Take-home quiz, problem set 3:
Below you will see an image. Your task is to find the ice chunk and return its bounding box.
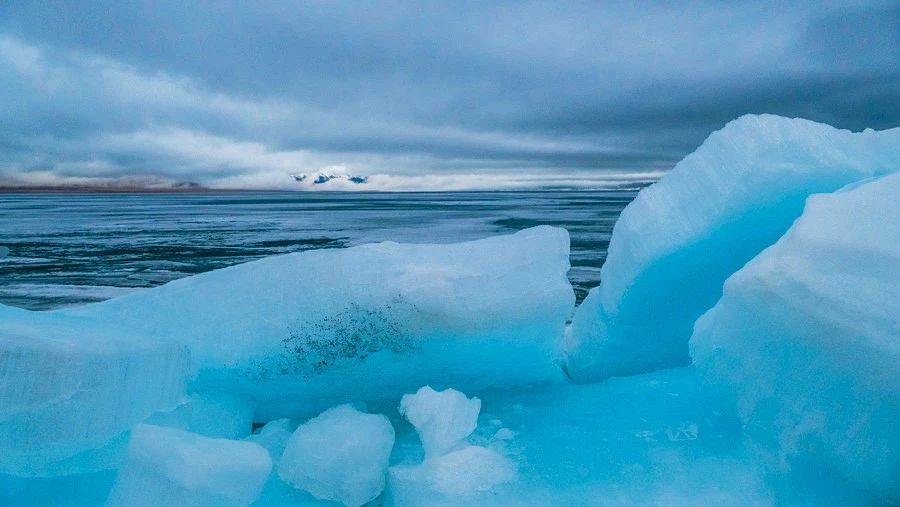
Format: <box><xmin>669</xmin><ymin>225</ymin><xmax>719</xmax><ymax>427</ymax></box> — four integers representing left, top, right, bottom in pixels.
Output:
<box><xmin>245</xmin><ymin>418</ymin><xmax>293</xmax><ymax>459</ymax></box>
<box><xmin>392</xmin><ymin>386</ymin><xmax>517</xmax><ymax>504</ymax></box>
<box><xmin>399</xmin><ymin>386</ymin><xmax>481</xmax><ymax>457</ymax></box>
<box><xmin>389</xmin><ymin>445</ymin><xmax>517</xmax><ymax>504</ymax></box>
<box><xmin>106</xmin><ymin>424</ymin><xmax>271</xmax><ymax>507</ymax></box>
<box><xmin>278</xmin><ymin>405</ymin><xmax>395</xmax><ymax>506</ymax></box>
<box><xmin>690</xmin><ymin>173</ymin><xmax>900</xmax><ymax>504</ymax></box>
<box><xmin>566</xmin><ymin>115</ymin><xmax>900</xmax><ymax>381</ymax></box>
<box><xmin>0</xmin><ymin>309</ymin><xmax>189</xmax><ymax>476</ymax></box>
<box><xmin>59</xmin><ymin>226</ymin><xmax>573</xmax><ymax>418</ymax></box>
<box><xmin>146</xmin><ymin>391</ymin><xmax>255</xmax><ymax>440</ymax></box>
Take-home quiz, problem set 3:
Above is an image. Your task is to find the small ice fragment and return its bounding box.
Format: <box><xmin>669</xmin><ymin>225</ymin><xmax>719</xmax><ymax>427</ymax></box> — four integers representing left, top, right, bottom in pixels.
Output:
<box><xmin>278</xmin><ymin>405</ymin><xmax>394</xmax><ymax>507</ymax></box>
<box><xmin>105</xmin><ymin>424</ymin><xmax>271</xmax><ymax>507</ymax></box>
<box><xmin>392</xmin><ymin>387</ymin><xmax>516</xmax><ymax>502</ymax></box>
<box><xmin>399</xmin><ymin>386</ymin><xmax>481</xmax><ymax>457</ymax></box>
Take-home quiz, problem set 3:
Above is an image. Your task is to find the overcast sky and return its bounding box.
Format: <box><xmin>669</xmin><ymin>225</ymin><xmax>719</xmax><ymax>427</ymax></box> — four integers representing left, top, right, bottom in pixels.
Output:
<box><xmin>0</xmin><ymin>1</ymin><xmax>897</xmax><ymax>189</ymax></box>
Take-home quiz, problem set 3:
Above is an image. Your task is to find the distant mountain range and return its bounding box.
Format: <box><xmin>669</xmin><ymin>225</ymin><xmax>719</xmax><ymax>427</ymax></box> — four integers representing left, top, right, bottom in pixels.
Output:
<box><xmin>0</xmin><ymin>171</ymin><xmax>661</xmax><ymax>192</ymax></box>
<box><xmin>290</xmin><ymin>173</ymin><xmax>369</xmax><ymax>185</ymax></box>
<box><xmin>0</xmin><ymin>181</ymin><xmax>208</xmax><ymax>193</ymax></box>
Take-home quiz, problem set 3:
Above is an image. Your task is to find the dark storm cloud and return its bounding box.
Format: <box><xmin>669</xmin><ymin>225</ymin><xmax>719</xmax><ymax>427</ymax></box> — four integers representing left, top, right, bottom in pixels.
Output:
<box><xmin>0</xmin><ymin>0</ymin><xmax>896</xmax><ymax>189</ymax></box>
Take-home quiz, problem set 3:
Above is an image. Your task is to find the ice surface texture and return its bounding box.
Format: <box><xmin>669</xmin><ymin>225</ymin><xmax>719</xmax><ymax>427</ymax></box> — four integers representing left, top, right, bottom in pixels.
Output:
<box><xmin>145</xmin><ymin>391</ymin><xmax>256</xmax><ymax>440</ymax></box>
<box><xmin>62</xmin><ymin>226</ymin><xmax>574</xmax><ymax>418</ymax></box>
<box><xmin>106</xmin><ymin>424</ymin><xmax>271</xmax><ymax>507</ymax></box>
<box><xmin>399</xmin><ymin>386</ymin><xmax>481</xmax><ymax>457</ymax></box>
<box><xmin>691</xmin><ymin>173</ymin><xmax>900</xmax><ymax>503</ymax></box>
<box><xmin>0</xmin><ymin>307</ymin><xmax>189</xmax><ymax>476</ymax></box>
<box><xmin>278</xmin><ymin>405</ymin><xmax>395</xmax><ymax>506</ymax></box>
<box><xmin>566</xmin><ymin>114</ymin><xmax>900</xmax><ymax>382</ymax></box>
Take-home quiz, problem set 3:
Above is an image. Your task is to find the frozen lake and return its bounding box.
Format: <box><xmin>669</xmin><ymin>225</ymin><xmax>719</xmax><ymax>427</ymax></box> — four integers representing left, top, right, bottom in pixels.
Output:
<box><xmin>0</xmin><ymin>190</ymin><xmax>637</xmax><ymax>310</ymax></box>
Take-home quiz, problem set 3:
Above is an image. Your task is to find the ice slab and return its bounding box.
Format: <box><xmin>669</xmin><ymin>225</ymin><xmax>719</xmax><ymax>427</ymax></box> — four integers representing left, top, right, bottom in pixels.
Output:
<box><xmin>399</xmin><ymin>386</ymin><xmax>480</xmax><ymax>457</ymax></box>
<box><xmin>278</xmin><ymin>405</ymin><xmax>395</xmax><ymax>506</ymax></box>
<box><xmin>146</xmin><ymin>391</ymin><xmax>255</xmax><ymax>440</ymax></box>
<box><xmin>105</xmin><ymin>424</ymin><xmax>271</xmax><ymax>507</ymax></box>
<box><xmin>59</xmin><ymin>226</ymin><xmax>573</xmax><ymax>418</ymax></box>
<box><xmin>691</xmin><ymin>173</ymin><xmax>900</xmax><ymax>504</ymax></box>
<box><xmin>0</xmin><ymin>309</ymin><xmax>189</xmax><ymax>476</ymax></box>
<box><xmin>566</xmin><ymin>114</ymin><xmax>900</xmax><ymax>381</ymax></box>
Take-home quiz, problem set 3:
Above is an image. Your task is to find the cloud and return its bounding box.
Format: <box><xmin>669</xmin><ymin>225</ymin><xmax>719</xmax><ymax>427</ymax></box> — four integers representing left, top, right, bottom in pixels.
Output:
<box><xmin>0</xmin><ymin>1</ymin><xmax>896</xmax><ymax>190</ymax></box>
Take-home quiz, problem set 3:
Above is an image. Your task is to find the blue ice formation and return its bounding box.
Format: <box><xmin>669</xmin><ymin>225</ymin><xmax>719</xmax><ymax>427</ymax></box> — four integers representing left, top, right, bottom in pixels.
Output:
<box><xmin>565</xmin><ymin>114</ymin><xmax>900</xmax><ymax>382</ymax></box>
<box><xmin>0</xmin><ymin>306</ymin><xmax>188</xmax><ymax>477</ymax></box>
<box><xmin>691</xmin><ymin>172</ymin><xmax>900</xmax><ymax>503</ymax></box>
<box><xmin>1</xmin><ymin>115</ymin><xmax>898</xmax><ymax>505</ymax></box>
<box><xmin>61</xmin><ymin>225</ymin><xmax>574</xmax><ymax>418</ymax></box>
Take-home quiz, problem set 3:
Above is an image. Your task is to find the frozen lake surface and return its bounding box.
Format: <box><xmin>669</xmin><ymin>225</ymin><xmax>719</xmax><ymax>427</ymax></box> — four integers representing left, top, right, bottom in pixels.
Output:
<box><xmin>0</xmin><ymin>190</ymin><xmax>636</xmax><ymax>310</ymax></box>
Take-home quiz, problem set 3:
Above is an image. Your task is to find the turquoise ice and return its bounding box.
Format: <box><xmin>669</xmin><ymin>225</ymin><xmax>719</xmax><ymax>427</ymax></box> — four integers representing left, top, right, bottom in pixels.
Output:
<box><xmin>1</xmin><ymin>114</ymin><xmax>897</xmax><ymax>505</ymax></box>
<box><xmin>691</xmin><ymin>172</ymin><xmax>900</xmax><ymax>503</ymax></box>
<box><xmin>566</xmin><ymin>114</ymin><xmax>900</xmax><ymax>381</ymax></box>
<box><xmin>61</xmin><ymin>226</ymin><xmax>574</xmax><ymax>419</ymax></box>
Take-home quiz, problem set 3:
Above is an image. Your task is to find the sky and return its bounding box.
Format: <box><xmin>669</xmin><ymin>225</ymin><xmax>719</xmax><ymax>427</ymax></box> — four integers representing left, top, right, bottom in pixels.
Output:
<box><xmin>0</xmin><ymin>1</ymin><xmax>897</xmax><ymax>190</ymax></box>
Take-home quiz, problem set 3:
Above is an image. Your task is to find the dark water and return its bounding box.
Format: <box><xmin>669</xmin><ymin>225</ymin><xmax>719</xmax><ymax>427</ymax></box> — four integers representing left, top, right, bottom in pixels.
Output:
<box><xmin>0</xmin><ymin>191</ymin><xmax>637</xmax><ymax>310</ymax></box>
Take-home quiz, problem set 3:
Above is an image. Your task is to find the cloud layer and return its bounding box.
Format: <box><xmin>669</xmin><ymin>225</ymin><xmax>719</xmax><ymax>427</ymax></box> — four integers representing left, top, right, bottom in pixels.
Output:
<box><xmin>0</xmin><ymin>1</ymin><xmax>897</xmax><ymax>190</ymax></box>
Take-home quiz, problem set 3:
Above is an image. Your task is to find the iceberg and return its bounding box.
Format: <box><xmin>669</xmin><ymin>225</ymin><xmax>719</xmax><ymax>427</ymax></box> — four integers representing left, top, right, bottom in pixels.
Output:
<box><xmin>0</xmin><ymin>308</ymin><xmax>189</xmax><ymax>476</ymax></box>
<box><xmin>59</xmin><ymin>226</ymin><xmax>573</xmax><ymax>418</ymax></box>
<box><xmin>690</xmin><ymin>173</ymin><xmax>900</xmax><ymax>503</ymax></box>
<box><xmin>278</xmin><ymin>405</ymin><xmax>395</xmax><ymax>507</ymax></box>
<box><xmin>566</xmin><ymin>115</ymin><xmax>900</xmax><ymax>382</ymax></box>
<box><xmin>106</xmin><ymin>425</ymin><xmax>271</xmax><ymax>507</ymax></box>
<box><xmin>398</xmin><ymin>386</ymin><xmax>481</xmax><ymax>457</ymax></box>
